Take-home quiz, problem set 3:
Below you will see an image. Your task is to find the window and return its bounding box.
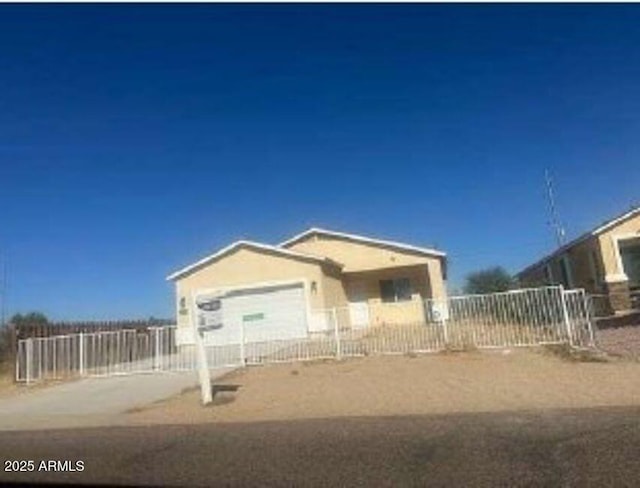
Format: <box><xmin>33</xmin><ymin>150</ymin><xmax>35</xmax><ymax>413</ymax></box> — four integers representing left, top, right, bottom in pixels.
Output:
<box><xmin>380</xmin><ymin>278</ymin><xmax>412</xmax><ymax>302</ymax></box>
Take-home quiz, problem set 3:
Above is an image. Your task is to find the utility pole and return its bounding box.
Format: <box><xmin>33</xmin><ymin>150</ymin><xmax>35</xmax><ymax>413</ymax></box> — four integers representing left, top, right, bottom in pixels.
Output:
<box><xmin>545</xmin><ymin>169</ymin><xmax>566</xmax><ymax>248</ymax></box>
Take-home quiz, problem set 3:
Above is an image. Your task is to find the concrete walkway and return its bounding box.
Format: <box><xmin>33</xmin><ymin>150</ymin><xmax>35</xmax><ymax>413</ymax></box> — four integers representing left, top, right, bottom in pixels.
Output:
<box><xmin>0</xmin><ymin>368</ymin><xmax>236</xmax><ymax>431</ymax></box>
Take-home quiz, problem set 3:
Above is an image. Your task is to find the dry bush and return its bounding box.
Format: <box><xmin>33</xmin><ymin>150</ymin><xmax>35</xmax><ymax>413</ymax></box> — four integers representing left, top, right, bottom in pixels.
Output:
<box><xmin>540</xmin><ymin>343</ymin><xmax>610</xmax><ymax>363</ymax></box>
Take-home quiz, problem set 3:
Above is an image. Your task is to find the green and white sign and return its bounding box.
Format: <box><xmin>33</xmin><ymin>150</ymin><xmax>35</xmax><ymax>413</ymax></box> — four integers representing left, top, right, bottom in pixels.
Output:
<box><xmin>243</xmin><ymin>312</ymin><xmax>265</xmax><ymax>322</ymax></box>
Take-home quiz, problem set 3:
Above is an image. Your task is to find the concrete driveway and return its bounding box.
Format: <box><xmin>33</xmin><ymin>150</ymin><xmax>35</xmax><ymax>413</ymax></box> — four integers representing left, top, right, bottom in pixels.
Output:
<box><xmin>0</xmin><ymin>368</ymin><xmax>235</xmax><ymax>431</ymax></box>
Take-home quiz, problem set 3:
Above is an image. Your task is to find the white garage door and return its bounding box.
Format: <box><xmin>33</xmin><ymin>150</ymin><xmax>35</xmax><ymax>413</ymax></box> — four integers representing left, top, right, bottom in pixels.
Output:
<box><xmin>200</xmin><ymin>282</ymin><xmax>308</xmax><ymax>346</ymax></box>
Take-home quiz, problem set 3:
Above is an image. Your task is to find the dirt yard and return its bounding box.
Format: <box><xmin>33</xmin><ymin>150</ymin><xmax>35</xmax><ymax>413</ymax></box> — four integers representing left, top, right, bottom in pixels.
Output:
<box><xmin>127</xmin><ymin>349</ymin><xmax>640</xmax><ymax>426</ymax></box>
<box><xmin>0</xmin><ymin>368</ymin><xmax>75</xmax><ymax>400</ymax></box>
<box><xmin>0</xmin><ymin>375</ymin><xmax>17</xmax><ymax>398</ymax></box>
<box><xmin>596</xmin><ymin>325</ymin><xmax>640</xmax><ymax>360</ymax></box>
<box><xmin>0</xmin><ymin>364</ymin><xmax>20</xmax><ymax>399</ymax></box>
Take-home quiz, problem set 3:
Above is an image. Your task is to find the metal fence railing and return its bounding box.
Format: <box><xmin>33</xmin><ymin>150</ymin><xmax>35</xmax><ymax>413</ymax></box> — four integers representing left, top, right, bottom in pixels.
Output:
<box><xmin>14</xmin><ymin>319</ymin><xmax>175</xmax><ymax>341</ymax></box>
<box><xmin>589</xmin><ymin>290</ymin><xmax>640</xmax><ymax>318</ymax></box>
<box><xmin>16</xmin><ymin>286</ymin><xmax>595</xmax><ymax>384</ymax></box>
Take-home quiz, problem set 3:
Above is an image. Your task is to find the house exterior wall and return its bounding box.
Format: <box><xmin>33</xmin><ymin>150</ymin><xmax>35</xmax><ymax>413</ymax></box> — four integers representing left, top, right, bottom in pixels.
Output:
<box><xmin>597</xmin><ymin>214</ymin><xmax>640</xmax><ymax>312</ymax></box>
<box><xmin>597</xmin><ymin>213</ymin><xmax>640</xmax><ymax>280</ymax></box>
<box><xmin>344</xmin><ymin>265</ymin><xmax>431</xmax><ymax>325</ymax></box>
<box><xmin>285</xmin><ymin>235</ymin><xmax>447</xmax><ymax>300</ymax></box>
<box><xmin>173</xmin><ymin>248</ymin><xmax>343</xmax><ymax>329</ymax></box>
<box><xmin>519</xmin><ymin>236</ymin><xmax>603</xmax><ymax>293</ymax></box>
<box><xmin>519</xmin><ymin>212</ymin><xmax>640</xmax><ymax>313</ymax></box>
<box><xmin>322</xmin><ymin>265</ymin><xmax>349</xmax><ymax>309</ymax></box>
<box><xmin>426</xmin><ymin>258</ymin><xmax>447</xmax><ymax>300</ymax></box>
<box><xmin>518</xmin><ymin>263</ymin><xmax>548</xmax><ymax>288</ymax></box>
<box><xmin>562</xmin><ymin>238</ymin><xmax>603</xmax><ymax>292</ymax></box>
<box><xmin>171</xmin><ymin>232</ymin><xmax>449</xmax><ymax>332</ymax></box>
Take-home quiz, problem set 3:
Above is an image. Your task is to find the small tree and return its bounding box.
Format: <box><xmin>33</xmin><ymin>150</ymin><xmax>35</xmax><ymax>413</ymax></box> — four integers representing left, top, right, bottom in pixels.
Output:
<box><xmin>464</xmin><ymin>267</ymin><xmax>515</xmax><ymax>295</ymax></box>
<box><xmin>10</xmin><ymin>312</ymin><xmax>49</xmax><ymax>328</ymax></box>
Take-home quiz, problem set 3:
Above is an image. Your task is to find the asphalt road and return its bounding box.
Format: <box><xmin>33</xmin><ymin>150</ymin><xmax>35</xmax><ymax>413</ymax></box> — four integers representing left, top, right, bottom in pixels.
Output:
<box><xmin>1</xmin><ymin>406</ymin><xmax>639</xmax><ymax>487</ymax></box>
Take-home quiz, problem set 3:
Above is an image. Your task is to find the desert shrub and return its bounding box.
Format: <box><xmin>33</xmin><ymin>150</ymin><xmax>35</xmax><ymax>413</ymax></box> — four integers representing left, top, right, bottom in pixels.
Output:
<box><xmin>0</xmin><ymin>325</ymin><xmax>12</xmax><ymax>372</ymax></box>
<box><xmin>540</xmin><ymin>343</ymin><xmax>609</xmax><ymax>363</ymax></box>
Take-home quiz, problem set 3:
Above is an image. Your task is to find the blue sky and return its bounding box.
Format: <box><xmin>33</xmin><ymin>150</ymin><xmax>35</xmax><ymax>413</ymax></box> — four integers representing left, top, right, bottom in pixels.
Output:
<box><xmin>1</xmin><ymin>5</ymin><xmax>639</xmax><ymax>320</ymax></box>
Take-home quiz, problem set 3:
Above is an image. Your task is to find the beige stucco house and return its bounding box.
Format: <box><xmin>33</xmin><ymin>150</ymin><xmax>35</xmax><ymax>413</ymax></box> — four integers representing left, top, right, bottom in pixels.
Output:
<box><xmin>167</xmin><ymin>228</ymin><xmax>447</xmax><ymax>345</ymax></box>
<box><xmin>518</xmin><ymin>206</ymin><xmax>640</xmax><ymax>314</ymax></box>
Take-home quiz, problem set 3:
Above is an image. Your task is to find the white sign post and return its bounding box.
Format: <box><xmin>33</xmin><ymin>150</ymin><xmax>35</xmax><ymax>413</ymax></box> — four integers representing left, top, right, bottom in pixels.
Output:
<box><xmin>191</xmin><ymin>291</ymin><xmax>224</xmax><ymax>406</ymax></box>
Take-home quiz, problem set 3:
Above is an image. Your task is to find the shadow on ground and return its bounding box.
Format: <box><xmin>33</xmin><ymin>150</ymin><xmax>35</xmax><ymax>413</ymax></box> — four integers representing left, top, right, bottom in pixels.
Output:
<box><xmin>211</xmin><ymin>383</ymin><xmax>241</xmax><ymax>406</ymax></box>
<box><xmin>0</xmin><ymin>405</ymin><xmax>638</xmax><ymax>487</ymax></box>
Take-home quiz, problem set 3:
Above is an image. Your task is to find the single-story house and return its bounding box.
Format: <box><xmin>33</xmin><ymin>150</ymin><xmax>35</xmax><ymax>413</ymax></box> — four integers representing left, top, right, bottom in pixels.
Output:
<box><xmin>167</xmin><ymin>228</ymin><xmax>447</xmax><ymax>345</ymax></box>
<box><xmin>517</xmin><ymin>206</ymin><xmax>640</xmax><ymax>314</ymax></box>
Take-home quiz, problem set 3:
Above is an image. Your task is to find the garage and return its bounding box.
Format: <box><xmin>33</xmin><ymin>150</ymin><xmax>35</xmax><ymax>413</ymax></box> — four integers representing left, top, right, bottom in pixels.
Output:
<box><xmin>168</xmin><ymin>240</ymin><xmax>345</xmax><ymax>347</ymax></box>
<box><xmin>195</xmin><ymin>282</ymin><xmax>309</xmax><ymax>346</ymax></box>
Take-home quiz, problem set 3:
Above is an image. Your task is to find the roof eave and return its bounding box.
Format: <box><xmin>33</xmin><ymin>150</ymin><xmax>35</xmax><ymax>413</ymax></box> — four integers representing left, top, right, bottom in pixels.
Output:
<box><xmin>280</xmin><ymin>227</ymin><xmax>446</xmax><ymax>259</ymax></box>
<box><xmin>516</xmin><ymin>232</ymin><xmax>591</xmax><ymax>278</ymax></box>
<box><xmin>592</xmin><ymin>206</ymin><xmax>640</xmax><ymax>235</ymax></box>
<box><xmin>166</xmin><ymin>240</ymin><xmax>343</xmax><ymax>282</ymax></box>
<box><xmin>517</xmin><ymin>206</ymin><xmax>640</xmax><ymax>278</ymax></box>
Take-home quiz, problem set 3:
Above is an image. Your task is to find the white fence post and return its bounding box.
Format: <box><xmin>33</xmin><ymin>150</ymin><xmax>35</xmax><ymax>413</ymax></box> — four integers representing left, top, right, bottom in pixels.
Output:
<box><xmin>584</xmin><ymin>291</ymin><xmax>596</xmax><ymax>347</ymax></box>
<box><xmin>332</xmin><ymin>308</ymin><xmax>342</xmax><ymax>360</ymax></box>
<box><xmin>25</xmin><ymin>338</ymin><xmax>33</xmax><ymax>384</ymax></box>
<box><xmin>154</xmin><ymin>328</ymin><xmax>160</xmax><ymax>371</ymax></box>
<box><xmin>79</xmin><ymin>332</ymin><xmax>85</xmax><ymax>376</ymax></box>
<box><xmin>559</xmin><ymin>285</ymin><xmax>574</xmax><ymax>347</ymax></box>
<box><xmin>239</xmin><ymin>317</ymin><xmax>246</xmax><ymax>366</ymax></box>
<box><xmin>441</xmin><ymin>316</ymin><xmax>449</xmax><ymax>348</ymax></box>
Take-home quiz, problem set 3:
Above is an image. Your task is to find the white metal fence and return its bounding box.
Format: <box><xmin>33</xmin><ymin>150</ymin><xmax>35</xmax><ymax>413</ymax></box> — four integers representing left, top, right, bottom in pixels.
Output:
<box><xmin>16</xmin><ymin>286</ymin><xmax>595</xmax><ymax>383</ymax></box>
<box><xmin>428</xmin><ymin>287</ymin><xmax>594</xmax><ymax>349</ymax></box>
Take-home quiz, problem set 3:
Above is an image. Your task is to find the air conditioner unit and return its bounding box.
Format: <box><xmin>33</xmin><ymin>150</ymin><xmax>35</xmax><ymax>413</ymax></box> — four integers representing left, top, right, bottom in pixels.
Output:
<box><xmin>430</xmin><ymin>301</ymin><xmax>449</xmax><ymax>322</ymax></box>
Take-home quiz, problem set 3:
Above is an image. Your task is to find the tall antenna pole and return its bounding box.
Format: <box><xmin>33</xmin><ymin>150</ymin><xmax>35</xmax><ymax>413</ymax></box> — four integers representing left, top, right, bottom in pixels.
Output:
<box><xmin>545</xmin><ymin>169</ymin><xmax>566</xmax><ymax>248</ymax></box>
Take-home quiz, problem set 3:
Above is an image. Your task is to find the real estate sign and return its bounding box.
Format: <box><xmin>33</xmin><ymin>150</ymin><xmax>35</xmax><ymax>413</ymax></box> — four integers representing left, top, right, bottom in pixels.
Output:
<box><xmin>192</xmin><ymin>291</ymin><xmax>226</xmax><ymax>405</ymax></box>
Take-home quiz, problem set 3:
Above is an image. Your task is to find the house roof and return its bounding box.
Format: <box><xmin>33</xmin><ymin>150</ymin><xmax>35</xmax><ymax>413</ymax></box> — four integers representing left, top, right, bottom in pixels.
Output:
<box><xmin>279</xmin><ymin>227</ymin><xmax>447</xmax><ymax>258</ymax></box>
<box><xmin>166</xmin><ymin>240</ymin><xmax>343</xmax><ymax>281</ymax></box>
<box><xmin>517</xmin><ymin>205</ymin><xmax>640</xmax><ymax>277</ymax></box>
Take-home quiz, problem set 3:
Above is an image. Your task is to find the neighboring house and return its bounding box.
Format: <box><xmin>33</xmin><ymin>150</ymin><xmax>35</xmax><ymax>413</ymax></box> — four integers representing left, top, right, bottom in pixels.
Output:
<box><xmin>517</xmin><ymin>206</ymin><xmax>640</xmax><ymax>314</ymax></box>
<box><xmin>167</xmin><ymin>228</ymin><xmax>447</xmax><ymax>345</ymax></box>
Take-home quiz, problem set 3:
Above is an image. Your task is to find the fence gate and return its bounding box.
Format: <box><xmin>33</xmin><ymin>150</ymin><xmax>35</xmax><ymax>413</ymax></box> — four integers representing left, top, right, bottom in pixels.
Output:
<box><xmin>563</xmin><ymin>288</ymin><xmax>596</xmax><ymax>348</ymax></box>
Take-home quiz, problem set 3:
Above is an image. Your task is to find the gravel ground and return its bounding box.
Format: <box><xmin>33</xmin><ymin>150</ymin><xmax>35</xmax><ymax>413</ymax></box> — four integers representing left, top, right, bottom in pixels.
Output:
<box><xmin>127</xmin><ymin>349</ymin><xmax>640</xmax><ymax>426</ymax></box>
<box><xmin>596</xmin><ymin>326</ymin><xmax>640</xmax><ymax>360</ymax></box>
<box><xmin>2</xmin><ymin>351</ymin><xmax>640</xmax><ymax>486</ymax></box>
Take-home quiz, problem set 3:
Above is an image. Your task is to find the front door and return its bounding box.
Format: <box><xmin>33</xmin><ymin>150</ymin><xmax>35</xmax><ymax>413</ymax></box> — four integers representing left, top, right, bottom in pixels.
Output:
<box><xmin>348</xmin><ymin>281</ymin><xmax>370</xmax><ymax>329</ymax></box>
